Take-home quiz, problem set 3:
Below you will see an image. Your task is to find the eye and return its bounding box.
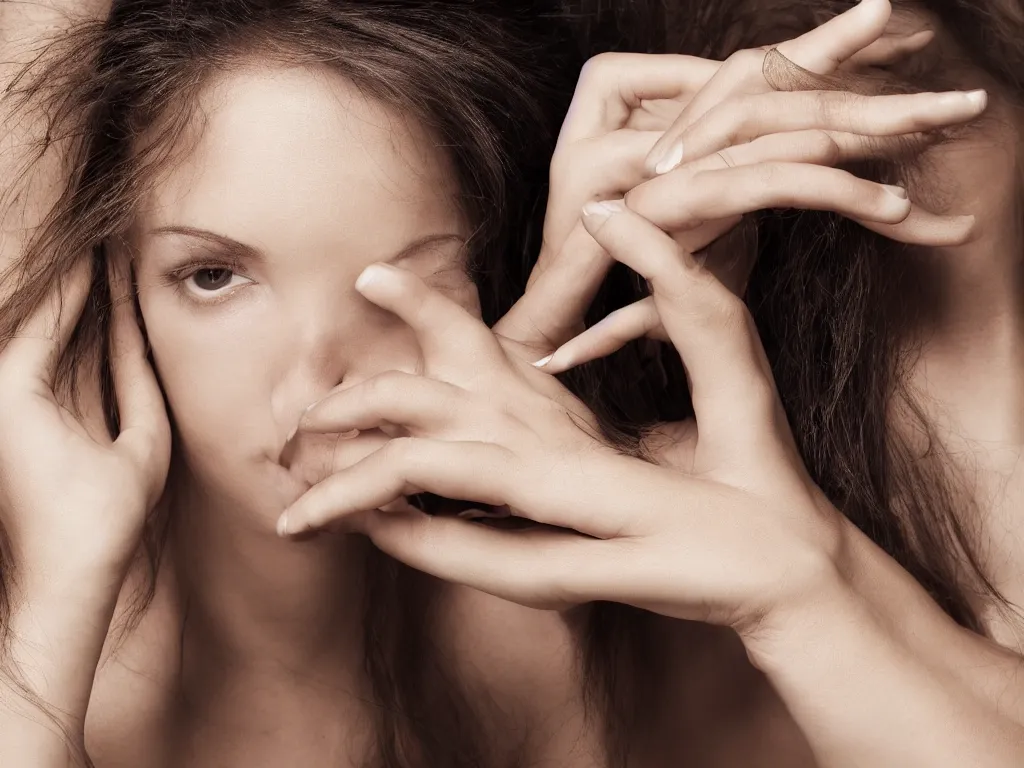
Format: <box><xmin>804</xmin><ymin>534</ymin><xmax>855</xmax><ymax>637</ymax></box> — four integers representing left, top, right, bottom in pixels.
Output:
<box><xmin>179</xmin><ymin>266</ymin><xmax>254</xmax><ymax>301</ymax></box>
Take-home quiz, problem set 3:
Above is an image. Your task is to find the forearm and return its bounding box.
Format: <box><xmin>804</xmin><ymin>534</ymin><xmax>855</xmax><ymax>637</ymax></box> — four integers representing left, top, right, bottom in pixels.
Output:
<box><xmin>0</xmin><ymin>565</ymin><xmax>123</xmax><ymax>767</ymax></box>
<box><xmin>838</xmin><ymin>527</ymin><xmax>1024</xmax><ymax>718</ymax></box>
<box><xmin>748</xmin><ymin>570</ymin><xmax>1024</xmax><ymax>768</ymax></box>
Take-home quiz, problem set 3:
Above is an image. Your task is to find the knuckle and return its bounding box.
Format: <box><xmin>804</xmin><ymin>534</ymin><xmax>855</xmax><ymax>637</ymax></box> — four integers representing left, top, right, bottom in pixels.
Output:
<box><xmin>701</xmin><ymin>287</ymin><xmax>750</xmax><ymax>333</ymax></box>
<box><xmin>723</xmin><ymin>47</ymin><xmax>765</xmax><ymax>76</ymax></box>
<box><xmin>579</xmin><ymin>52</ymin><xmax>624</xmax><ymax>85</ymax></box>
<box><xmin>816</xmin><ymin>91</ymin><xmax>856</xmax><ymax>126</ymax></box>
<box><xmin>382</xmin><ymin>435</ymin><xmax>416</xmax><ymax>467</ymax></box>
<box><xmin>807</xmin><ymin>130</ymin><xmax>841</xmax><ymax>165</ymax></box>
<box><xmin>365</xmin><ymin>371</ymin><xmax>405</xmax><ymax>402</ymax></box>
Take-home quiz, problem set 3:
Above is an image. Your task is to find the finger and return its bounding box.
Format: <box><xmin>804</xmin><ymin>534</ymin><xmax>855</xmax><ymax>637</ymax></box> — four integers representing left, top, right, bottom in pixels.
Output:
<box><xmin>683</xmin><ymin>128</ymin><xmax>932</xmax><ymax>175</ymax></box>
<box><xmin>497</xmin><ymin>221</ymin><xmax>610</xmax><ymax>359</ymax></box>
<box><xmin>560</xmin><ymin>53</ymin><xmax>719</xmax><ymax>144</ymax></box>
<box><xmin>354</xmin><ymin>263</ymin><xmax>504</xmax><ymax>373</ymax></box>
<box><xmin>278</xmin><ymin>437</ymin><xmax>513</xmax><ymax>536</ymax></box>
<box><xmin>108</xmin><ymin>255</ymin><xmax>171</xmax><ymax>477</ymax></box>
<box><xmin>856</xmin><ymin>210</ymin><xmax>976</xmax><ymax>247</ymax></box>
<box><xmin>845</xmin><ymin>28</ymin><xmax>935</xmax><ymax>68</ymax></box>
<box><xmin>776</xmin><ymin>0</ymin><xmax>892</xmax><ymax>74</ymax></box>
<box><xmin>4</xmin><ymin>256</ymin><xmax>92</xmax><ymax>385</ymax></box>
<box><xmin>541</xmin><ymin>129</ymin><xmax>661</xmax><ymax>268</ymax></box>
<box><xmin>541</xmin><ymin>297</ymin><xmax>664</xmax><ymax>374</ymax></box>
<box><xmin>645</xmin><ymin>0</ymin><xmax>896</xmax><ymax>172</ymax></box>
<box><xmin>580</xmin><ymin>201</ymin><xmax>779</xmax><ymax>437</ymax></box>
<box><xmin>355</xmin><ymin>510</ymin><xmax>604</xmax><ymax>610</ymax></box>
<box><xmin>301</xmin><ymin>371</ymin><xmax>469</xmax><ymax>436</ymax></box>
<box><xmin>628</xmin><ymin>162</ymin><xmax>913</xmax><ymax>230</ymax></box>
<box><xmin>664</xmin><ymin>89</ymin><xmax>986</xmax><ymax>169</ymax></box>
<box><xmin>624</xmin><ymin>97</ymin><xmax>689</xmax><ymax>132</ymax></box>
<box><xmin>537</xmin><ymin>210</ymin><xmax>760</xmax><ymax>372</ymax></box>
<box><xmin>284</xmin><ymin>428</ymin><xmax>392</xmax><ymax>490</ymax></box>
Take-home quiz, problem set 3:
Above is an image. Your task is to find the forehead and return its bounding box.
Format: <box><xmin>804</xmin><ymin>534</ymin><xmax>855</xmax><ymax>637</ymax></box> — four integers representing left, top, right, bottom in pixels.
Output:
<box><xmin>139</xmin><ymin>62</ymin><xmax>464</xmax><ymax>255</ymax></box>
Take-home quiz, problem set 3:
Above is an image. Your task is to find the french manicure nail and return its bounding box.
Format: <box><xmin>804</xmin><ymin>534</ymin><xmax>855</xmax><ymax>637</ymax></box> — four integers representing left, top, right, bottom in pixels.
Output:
<box><xmin>355</xmin><ymin>264</ymin><xmax>391</xmax><ymax>292</ymax></box>
<box><xmin>532</xmin><ymin>354</ymin><xmax>553</xmax><ymax>367</ymax></box>
<box><xmin>964</xmin><ymin>89</ymin><xmax>987</xmax><ymax>109</ymax></box>
<box><xmin>883</xmin><ymin>184</ymin><xmax>908</xmax><ymax>199</ymax></box>
<box><xmin>276</xmin><ymin>513</ymin><xmax>291</xmax><ymax>537</ymax></box>
<box><xmin>654</xmin><ymin>140</ymin><xmax>684</xmax><ymax>175</ymax></box>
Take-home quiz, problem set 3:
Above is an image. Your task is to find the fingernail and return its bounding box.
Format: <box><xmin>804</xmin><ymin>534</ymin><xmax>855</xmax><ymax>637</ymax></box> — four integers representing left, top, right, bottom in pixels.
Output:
<box><xmin>937</xmin><ymin>90</ymin><xmax>987</xmax><ymax>109</ymax></box>
<box><xmin>286</xmin><ymin>423</ymin><xmax>299</xmax><ymax>442</ymax></box>
<box><xmin>276</xmin><ymin>513</ymin><xmax>291</xmax><ymax>537</ymax></box>
<box><xmin>883</xmin><ymin>184</ymin><xmax>908</xmax><ymax>199</ymax></box>
<box><xmin>532</xmin><ymin>354</ymin><xmax>553</xmax><ymax>368</ymax></box>
<box><xmin>355</xmin><ymin>264</ymin><xmax>392</xmax><ymax>292</ymax></box>
<box><xmin>654</xmin><ymin>140</ymin><xmax>684</xmax><ymax>175</ymax></box>
<box><xmin>964</xmin><ymin>89</ymin><xmax>987</xmax><ymax>109</ymax></box>
<box><xmin>336</xmin><ymin>429</ymin><xmax>360</xmax><ymax>440</ymax></box>
<box><xmin>582</xmin><ymin>199</ymin><xmax>625</xmax><ymax>226</ymax></box>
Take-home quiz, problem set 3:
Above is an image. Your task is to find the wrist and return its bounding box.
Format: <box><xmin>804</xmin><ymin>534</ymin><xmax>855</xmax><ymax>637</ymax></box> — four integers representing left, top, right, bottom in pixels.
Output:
<box><xmin>11</xmin><ymin>544</ymin><xmax>133</xmax><ymax>610</ymax></box>
<box><xmin>740</xmin><ymin>557</ymin><xmax>868</xmax><ymax>676</ymax></box>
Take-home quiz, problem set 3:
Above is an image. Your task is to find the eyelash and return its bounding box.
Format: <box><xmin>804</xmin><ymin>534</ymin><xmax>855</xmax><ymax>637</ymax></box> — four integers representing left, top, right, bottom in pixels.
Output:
<box><xmin>164</xmin><ymin>257</ymin><xmax>253</xmax><ymax>307</ymax></box>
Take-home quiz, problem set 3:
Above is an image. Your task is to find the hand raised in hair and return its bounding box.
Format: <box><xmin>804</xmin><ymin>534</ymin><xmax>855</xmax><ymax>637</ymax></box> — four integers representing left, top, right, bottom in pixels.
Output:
<box><xmin>497</xmin><ymin>0</ymin><xmax>979</xmax><ymax>376</ymax></box>
<box><xmin>0</xmin><ymin>255</ymin><xmax>170</xmax><ymax>587</ymax></box>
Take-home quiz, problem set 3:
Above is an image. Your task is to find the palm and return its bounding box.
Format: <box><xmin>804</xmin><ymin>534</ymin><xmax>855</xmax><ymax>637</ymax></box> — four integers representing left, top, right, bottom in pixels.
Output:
<box><xmin>0</xmin><ymin>257</ymin><xmax>170</xmax><ymax>578</ymax></box>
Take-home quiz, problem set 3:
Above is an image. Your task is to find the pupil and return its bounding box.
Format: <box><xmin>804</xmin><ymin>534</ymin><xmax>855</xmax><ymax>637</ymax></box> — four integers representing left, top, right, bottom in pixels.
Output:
<box><xmin>194</xmin><ymin>268</ymin><xmax>231</xmax><ymax>290</ymax></box>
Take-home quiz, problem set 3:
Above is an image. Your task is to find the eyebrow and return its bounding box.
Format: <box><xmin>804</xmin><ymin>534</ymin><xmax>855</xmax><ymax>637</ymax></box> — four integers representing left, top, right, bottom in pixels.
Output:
<box><xmin>149</xmin><ymin>226</ymin><xmax>466</xmax><ymax>265</ymax></box>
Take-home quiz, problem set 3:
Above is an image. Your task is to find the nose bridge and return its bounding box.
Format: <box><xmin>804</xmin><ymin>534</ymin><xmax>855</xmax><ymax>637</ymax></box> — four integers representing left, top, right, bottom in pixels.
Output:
<box><xmin>291</xmin><ymin>292</ymin><xmax>356</xmax><ymax>389</ymax></box>
<box><xmin>284</xmin><ymin>289</ymin><xmax>419</xmax><ymax>393</ymax></box>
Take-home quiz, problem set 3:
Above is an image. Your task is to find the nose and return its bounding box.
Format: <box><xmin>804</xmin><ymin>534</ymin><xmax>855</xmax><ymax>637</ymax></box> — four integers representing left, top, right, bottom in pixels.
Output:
<box><xmin>270</xmin><ymin>296</ymin><xmax>421</xmax><ymax>440</ymax></box>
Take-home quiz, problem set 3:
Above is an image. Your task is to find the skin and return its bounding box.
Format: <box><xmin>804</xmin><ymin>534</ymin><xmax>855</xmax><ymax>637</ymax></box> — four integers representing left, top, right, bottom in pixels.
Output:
<box><xmin>0</xmin><ymin>0</ymin><xmax>113</xmax><ymax>277</ymax></box>
<box><xmin>2</xmin><ymin>2</ymin><xmax>1021</xmax><ymax>768</ymax></box>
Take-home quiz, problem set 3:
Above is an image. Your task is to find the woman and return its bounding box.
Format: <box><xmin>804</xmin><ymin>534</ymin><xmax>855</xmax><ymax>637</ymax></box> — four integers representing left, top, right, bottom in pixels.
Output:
<box><xmin>0</xmin><ymin>2</ymin><xmax>1006</xmax><ymax>768</ymax></box>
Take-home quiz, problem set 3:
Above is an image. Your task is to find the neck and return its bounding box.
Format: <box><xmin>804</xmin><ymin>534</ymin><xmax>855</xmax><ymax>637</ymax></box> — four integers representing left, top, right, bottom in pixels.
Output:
<box><xmin>904</xmin><ymin>118</ymin><xmax>1024</xmax><ymax>451</ymax></box>
<box><xmin>900</xmin><ymin>136</ymin><xmax>1024</xmax><ymax>624</ymax></box>
<box><xmin>168</xmin><ymin>473</ymin><xmax>371</xmax><ymax>686</ymax></box>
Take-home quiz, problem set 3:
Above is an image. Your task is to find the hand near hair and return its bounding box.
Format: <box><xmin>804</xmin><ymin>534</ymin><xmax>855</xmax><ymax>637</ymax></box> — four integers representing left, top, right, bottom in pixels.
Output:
<box><xmin>0</xmin><ymin>255</ymin><xmax>169</xmax><ymax>764</ymax></box>
<box><xmin>0</xmin><ymin>257</ymin><xmax>170</xmax><ymax>584</ymax></box>
<box><xmin>496</xmin><ymin>0</ymin><xmax>981</xmax><ymax>368</ymax></box>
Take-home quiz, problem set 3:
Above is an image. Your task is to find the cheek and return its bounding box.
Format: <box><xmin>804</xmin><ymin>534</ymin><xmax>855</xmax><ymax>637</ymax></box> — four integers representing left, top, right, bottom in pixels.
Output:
<box><xmin>138</xmin><ymin>291</ymin><xmax>274</xmax><ymax>461</ymax></box>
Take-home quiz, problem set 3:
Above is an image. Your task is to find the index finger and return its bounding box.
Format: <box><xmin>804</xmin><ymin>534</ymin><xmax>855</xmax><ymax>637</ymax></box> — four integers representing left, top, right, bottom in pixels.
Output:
<box><xmin>3</xmin><ymin>255</ymin><xmax>92</xmax><ymax>385</ymax></box>
<box><xmin>559</xmin><ymin>53</ymin><xmax>719</xmax><ymax>145</ymax></box>
<box><xmin>353</xmin><ymin>263</ymin><xmax>504</xmax><ymax>371</ymax></box>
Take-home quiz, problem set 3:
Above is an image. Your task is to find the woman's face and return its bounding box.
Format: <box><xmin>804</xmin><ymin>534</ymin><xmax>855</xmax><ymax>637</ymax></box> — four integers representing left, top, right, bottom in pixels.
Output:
<box><xmin>129</xmin><ymin>63</ymin><xmax>478</xmax><ymax>525</ymax></box>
